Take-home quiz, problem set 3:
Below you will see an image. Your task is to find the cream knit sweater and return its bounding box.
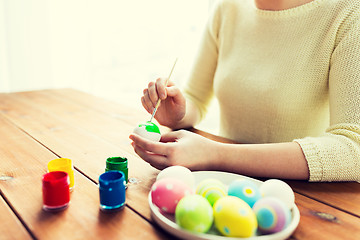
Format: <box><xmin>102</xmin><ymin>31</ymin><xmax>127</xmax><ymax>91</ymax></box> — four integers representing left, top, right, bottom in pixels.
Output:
<box><xmin>183</xmin><ymin>0</ymin><xmax>360</xmax><ymax>182</ymax></box>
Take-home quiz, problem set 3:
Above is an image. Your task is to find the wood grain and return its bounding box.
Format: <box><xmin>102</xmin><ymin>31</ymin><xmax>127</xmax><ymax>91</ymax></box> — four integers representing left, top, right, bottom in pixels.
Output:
<box><xmin>0</xmin><ymin>196</ymin><xmax>32</xmax><ymax>240</ymax></box>
<box><xmin>1</xmin><ymin>89</ymin><xmax>359</xmax><ymax>240</ymax></box>
<box><xmin>38</xmin><ymin>88</ymin><xmax>149</xmax><ymax>126</ymax></box>
<box><xmin>0</xmin><ymin>114</ymin><xmax>170</xmax><ymax>240</ymax></box>
<box><xmin>38</xmin><ymin>88</ymin><xmax>170</xmax><ymax>132</ymax></box>
<box><xmin>287</xmin><ymin>181</ymin><xmax>360</xmax><ymax>218</ymax></box>
<box><xmin>292</xmin><ymin>193</ymin><xmax>360</xmax><ymax>240</ymax></box>
<box><xmin>0</xmin><ymin>91</ymin><xmax>159</xmax><ymax>220</ymax></box>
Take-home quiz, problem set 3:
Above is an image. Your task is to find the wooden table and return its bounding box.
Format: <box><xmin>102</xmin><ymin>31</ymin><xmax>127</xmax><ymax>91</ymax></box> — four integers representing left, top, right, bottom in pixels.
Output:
<box><xmin>0</xmin><ymin>89</ymin><xmax>359</xmax><ymax>240</ymax></box>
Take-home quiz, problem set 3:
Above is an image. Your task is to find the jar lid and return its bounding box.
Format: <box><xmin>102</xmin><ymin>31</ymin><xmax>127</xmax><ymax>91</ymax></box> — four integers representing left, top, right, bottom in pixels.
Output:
<box><xmin>106</xmin><ymin>157</ymin><xmax>128</xmax><ymax>170</ymax></box>
<box><xmin>42</xmin><ymin>171</ymin><xmax>70</xmax><ymax>187</ymax></box>
<box><xmin>99</xmin><ymin>171</ymin><xmax>126</xmax><ymax>189</ymax></box>
<box><xmin>48</xmin><ymin>158</ymin><xmax>73</xmax><ymax>172</ymax></box>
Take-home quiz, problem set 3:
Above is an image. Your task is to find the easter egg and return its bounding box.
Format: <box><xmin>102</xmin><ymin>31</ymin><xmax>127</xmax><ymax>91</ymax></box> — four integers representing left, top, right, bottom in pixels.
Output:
<box><xmin>253</xmin><ymin>197</ymin><xmax>292</xmax><ymax>234</ymax></box>
<box><xmin>151</xmin><ymin>178</ymin><xmax>193</xmax><ymax>214</ymax></box>
<box><xmin>260</xmin><ymin>179</ymin><xmax>295</xmax><ymax>209</ymax></box>
<box><xmin>228</xmin><ymin>179</ymin><xmax>261</xmax><ymax>208</ymax></box>
<box><xmin>156</xmin><ymin>166</ymin><xmax>195</xmax><ymax>188</ymax></box>
<box><xmin>175</xmin><ymin>195</ymin><xmax>213</xmax><ymax>233</ymax></box>
<box><xmin>196</xmin><ymin>178</ymin><xmax>227</xmax><ymax>206</ymax></box>
<box><xmin>213</xmin><ymin>196</ymin><xmax>257</xmax><ymax>237</ymax></box>
<box><xmin>133</xmin><ymin>121</ymin><xmax>161</xmax><ymax>142</ymax></box>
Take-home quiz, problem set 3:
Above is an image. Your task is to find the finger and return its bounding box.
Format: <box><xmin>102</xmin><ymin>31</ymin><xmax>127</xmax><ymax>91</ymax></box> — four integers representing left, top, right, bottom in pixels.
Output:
<box><xmin>166</xmin><ymin>86</ymin><xmax>180</xmax><ymax>97</ymax></box>
<box><xmin>141</xmin><ymin>95</ymin><xmax>153</xmax><ymax>114</ymax></box>
<box><xmin>159</xmin><ymin>130</ymin><xmax>184</xmax><ymax>143</ymax></box>
<box><xmin>142</xmin><ymin>90</ymin><xmax>154</xmax><ymax>112</ymax></box>
<box><xmin>148</xmin><ymin>81</ymin><xmax>159</xmax><ymax>107</ymax></box>
<box><xmin>156</xmin><ymin>78</ymin><xmax>167</xmax><ymax>100</ymax></box>
<box><xmin>167</xmin><ymin>80</ymin><xmax>175</xmax><ymax>87</ymax></box>
<box><xmin>131</xmin><ymin>142</ymin><xmax>169</xmax><ymax>170</ymax></box>
<box><xmin>166</xmin><ymin>86</ymin><xmax>184</xmax><ymax>104</ymax></box>
<box><xmin>129</xmin><ymin>133</ymin><xmax>168</xmax><ymax>155</ymax></box>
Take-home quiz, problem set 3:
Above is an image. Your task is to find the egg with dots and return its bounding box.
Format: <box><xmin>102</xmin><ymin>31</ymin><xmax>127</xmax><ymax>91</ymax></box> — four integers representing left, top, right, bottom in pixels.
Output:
<box><xmin>195</xmin><ymin>178</ymin><xmax>227</xmax><ymax>206</ymax></box>
<box><xmin>156</xmin><ymin>166</ymin><xmax>195</xmax><ymax>188</ymax></box>
<box><xmin>133</xmin><ymin>121</ymin><xmax>161</xmax><ymax>142</ymax></box>
<box><xmin>151</xmin><ymin>178</ymin><xmax>193</xmax><ymax>214</ymax></box>
<box><xmin>213</xmin><ymin>196</ymin><xmax>257</xmax><ymax>238</ymax></box>
<box><xmin>227</xmin><ymin>179</ymin><xmax>262</xmax><ymax>208</ymax></box>
<box><xmin>260</xmin><ymin>179</ymin><xmax>295</xmax><ymax>209</ymax></box>
<box><xmin>253</xmin><ymin>197</ymin><xmax>292</xmax><ymax>234</ymax></box>
<box><xmin>175</xmin><ymin>195</ymin><xmax>213</xmax><ymax>233</ymax></box>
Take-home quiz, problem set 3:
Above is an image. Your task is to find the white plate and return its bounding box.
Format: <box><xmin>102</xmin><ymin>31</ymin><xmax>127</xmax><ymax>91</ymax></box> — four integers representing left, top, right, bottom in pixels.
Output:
<box><xmin>149</xmin><ymin>171</ymin><xmax>300</xmax><ymax>240</ymax></box>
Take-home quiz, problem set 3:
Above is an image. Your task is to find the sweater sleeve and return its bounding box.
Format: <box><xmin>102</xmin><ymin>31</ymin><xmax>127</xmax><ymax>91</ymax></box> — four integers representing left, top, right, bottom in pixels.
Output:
<box><xmin>182</xmin><ymin>1</ymin><xmax>221</xmax><ymax>121</ymax></box>
<box><xmin>294</xmin><ymin>8</ymin><xmax>360</xmax><ymax>182</ymax></box>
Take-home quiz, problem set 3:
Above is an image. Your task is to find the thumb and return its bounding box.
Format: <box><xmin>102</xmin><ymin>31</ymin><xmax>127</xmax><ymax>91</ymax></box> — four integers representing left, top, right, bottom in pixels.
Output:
<box><xmin>166</xmin><ymin>86</ymin><xmax>185</xmax><ymax>103</ymax></box>
<box><xmin>160</xmin><ymin>130</ymin><xmax>185</xmax><ymax>143</ymax></box>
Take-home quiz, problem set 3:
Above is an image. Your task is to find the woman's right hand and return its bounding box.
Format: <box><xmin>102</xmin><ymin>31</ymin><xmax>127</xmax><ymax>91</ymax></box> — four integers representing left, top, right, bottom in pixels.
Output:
<box><xmin>142</xmin><ymin>77</ymin><xmax>186</xmax><ymax>128</ymax></box>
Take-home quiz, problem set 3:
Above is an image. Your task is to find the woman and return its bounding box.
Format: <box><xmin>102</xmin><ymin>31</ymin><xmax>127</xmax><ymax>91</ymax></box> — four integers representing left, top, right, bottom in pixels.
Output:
<box><xmin>129</xmin><ymin>0</ymin><xmax>360</xmax><ymax>182</ymax></box>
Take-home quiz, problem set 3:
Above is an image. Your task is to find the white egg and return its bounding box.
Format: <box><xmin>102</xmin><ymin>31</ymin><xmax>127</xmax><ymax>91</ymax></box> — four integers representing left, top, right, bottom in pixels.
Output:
<box><xmin>260</xmin><ymin>179</ymin><xmax>295</xmax><ymax>209</ymax></box>
<box><xmin>133</xmin><ymin>122</ymin><xmax>161</xmax><ymax>142</ymax></box>
<box><xmin>156</xmin><ymin>166</ymin><xmax>195</xmax><ymax>188</ymax></box>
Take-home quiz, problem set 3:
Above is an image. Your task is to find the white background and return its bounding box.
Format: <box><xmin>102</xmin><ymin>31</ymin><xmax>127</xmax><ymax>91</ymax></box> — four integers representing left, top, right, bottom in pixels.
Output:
<box><xmin>0</xmin><ymin>0</ymin><xmax>219</xmax><ymax>132</ymax></box>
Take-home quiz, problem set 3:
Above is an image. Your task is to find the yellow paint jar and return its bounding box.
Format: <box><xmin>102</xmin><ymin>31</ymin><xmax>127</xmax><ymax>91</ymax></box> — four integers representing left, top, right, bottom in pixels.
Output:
<box><xmin>48</xmin><ymin>158</ymin><xmax>75</xmax><ymax>190</ymax></box>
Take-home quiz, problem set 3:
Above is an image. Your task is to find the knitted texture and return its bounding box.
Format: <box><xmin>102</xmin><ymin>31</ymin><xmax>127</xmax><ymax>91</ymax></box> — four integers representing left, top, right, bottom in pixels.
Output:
<box><xmin>183</xmin><ymin>0</ymin><xmax>360</xmax><ymax>182</ymax></box>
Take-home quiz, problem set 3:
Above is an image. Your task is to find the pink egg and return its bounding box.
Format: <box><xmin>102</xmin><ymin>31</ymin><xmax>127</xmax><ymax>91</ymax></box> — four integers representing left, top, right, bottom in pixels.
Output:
<box><xmin>151</xmin><ymin>178</ymin><xmax>193</xmax><ymax>214</ymax></box>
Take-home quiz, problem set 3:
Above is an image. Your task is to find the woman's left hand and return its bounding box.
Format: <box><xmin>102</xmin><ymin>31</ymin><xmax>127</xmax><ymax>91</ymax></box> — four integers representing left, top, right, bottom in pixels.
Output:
<box><xmin>129</xmin><ymin>130</ymin><xmax>220</xmax><ymax>170</ymax></box>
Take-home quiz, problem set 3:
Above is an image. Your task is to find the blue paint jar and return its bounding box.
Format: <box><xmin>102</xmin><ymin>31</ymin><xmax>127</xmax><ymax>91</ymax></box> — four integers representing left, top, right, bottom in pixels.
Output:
<box><xmin>99</xmin><ymin>171</ymin><xmax>126</xmax><ymax>211</ymax></box>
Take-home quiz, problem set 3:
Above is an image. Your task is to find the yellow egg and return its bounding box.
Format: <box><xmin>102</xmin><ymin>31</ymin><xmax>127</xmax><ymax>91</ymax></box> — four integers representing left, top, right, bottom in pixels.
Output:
<box><xmin>213</xmin><ymin>196</ymin><xmax>257</xmax><ymax>238</ymax></box>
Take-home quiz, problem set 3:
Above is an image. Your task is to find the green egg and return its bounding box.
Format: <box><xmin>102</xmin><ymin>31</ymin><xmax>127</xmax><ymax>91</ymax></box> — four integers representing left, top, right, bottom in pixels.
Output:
<box><xmin>175</xmin><ymin>195</ymin><xmax>214</xmax><ymax>233</ymax></box>
<box><xmin>138</xmin><ymin>121</ymin><xmax>161</xmax><ymax>134</ymax></box>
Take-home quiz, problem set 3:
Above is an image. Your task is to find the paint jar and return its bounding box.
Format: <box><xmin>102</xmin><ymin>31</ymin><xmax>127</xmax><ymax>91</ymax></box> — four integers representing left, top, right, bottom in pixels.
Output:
<box><xmin>48</xmin><ymin>158</ymin><xmax>75</xmax><ymax>190</ymax></box>
<box><xmin>99</xmin><ymin>171</ymin><xmax>126</xmax><ymax>211</ymax></box>
<box><xmin>105</xmin><ymin>157</ymin><xmax>128</xmax><ymax>183</ymax></box>
<box><xmin>42</xmin><ymin>171</ymin><xmax>70</xmax><ymax>211</ymax></box>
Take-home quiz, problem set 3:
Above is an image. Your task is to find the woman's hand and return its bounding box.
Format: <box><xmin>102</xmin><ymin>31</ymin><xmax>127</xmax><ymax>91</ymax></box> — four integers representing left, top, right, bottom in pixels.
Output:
<box><xmin>142</xmin><ymin>78</ymin><xmax>186</xmax><ymax>128</ymax></box>
<box><xmin>129</xmin><ymin>130</ymin><xmax>220</xmax><ymax>170</ymax></box>
<box><xmin>130</xmin><ymin>130</ymin><xmax>310</xmax><ymax>180</ymax></box>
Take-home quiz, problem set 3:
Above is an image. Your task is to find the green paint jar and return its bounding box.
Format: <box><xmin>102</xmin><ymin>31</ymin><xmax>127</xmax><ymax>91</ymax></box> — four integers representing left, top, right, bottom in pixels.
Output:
<box><xmin>105</xmin><ymin>157</ymin><xmax>128</xmax><ymax>183</ymax></box>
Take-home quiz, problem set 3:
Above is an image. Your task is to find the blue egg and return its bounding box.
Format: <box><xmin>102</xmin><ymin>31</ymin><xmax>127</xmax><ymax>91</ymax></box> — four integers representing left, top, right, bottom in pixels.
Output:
<box><xmin>228</xmin><ymin>179</ymin><xmax>261</xmax><ymax>208</ymax></box>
